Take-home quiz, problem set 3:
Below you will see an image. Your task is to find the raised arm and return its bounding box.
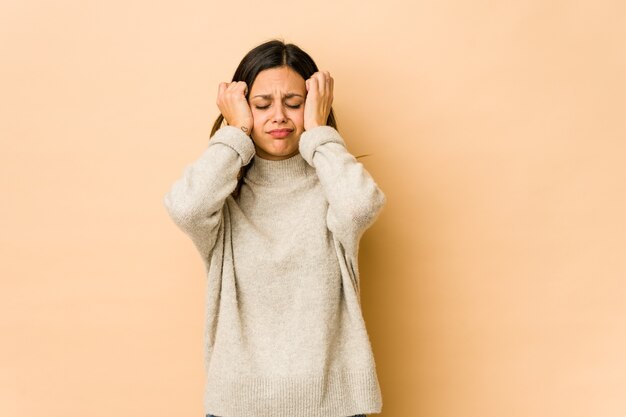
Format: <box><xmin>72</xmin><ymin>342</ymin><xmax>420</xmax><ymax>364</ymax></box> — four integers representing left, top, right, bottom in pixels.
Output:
<box><xmin>164</xmin><ymin>80</ymin><xmax>255</xmax><ymax>262</ymax></box>
<box><xmin>163</xmin><ymin>126</ymin><xmax>255</xmax><ymax>261</ymax></box>
<box><xmin>299</xmin><ymin>125</ymin><xmax>386</xmax><ymax>252</ymax></box>
<box><xmin>300</xmin><ymin>71</ymin><xmax>385</xmax><ymax>252</ymax></box>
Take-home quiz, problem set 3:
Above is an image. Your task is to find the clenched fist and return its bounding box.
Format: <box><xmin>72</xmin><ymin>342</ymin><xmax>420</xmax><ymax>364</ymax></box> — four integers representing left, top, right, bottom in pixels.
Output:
<box><xmin>304</xmin><ymin>71</ymin><xmax>333</xmax><ymax>131</ymax></box>
<box><xmin>217</xmin><ymin>81</ymin><xmax>253</xmax><ymax>135</ymax></box>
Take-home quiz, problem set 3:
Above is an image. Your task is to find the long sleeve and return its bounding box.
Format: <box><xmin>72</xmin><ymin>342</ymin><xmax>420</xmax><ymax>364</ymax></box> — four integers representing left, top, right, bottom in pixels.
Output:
<box><xmin>299</xmin><ymin>126</ymin><xmax>386</xmax><ymax>253</ymax></box>
<box><xmin>163</xmin><ymin>126</ymin><xmax>255</xmax><ymax>262</ymax></box>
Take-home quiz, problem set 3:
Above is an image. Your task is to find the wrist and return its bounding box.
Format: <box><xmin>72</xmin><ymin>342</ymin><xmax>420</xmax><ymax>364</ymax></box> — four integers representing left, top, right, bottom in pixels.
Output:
<box><xmin>305</xmin><ymin>123</ymin><xmax>323</xmax><ymax>131</ymax></box>
<box><xmin>225</xmin><ymin>120</ymin><xmax>252</xmax><ymax>136</ymax></box>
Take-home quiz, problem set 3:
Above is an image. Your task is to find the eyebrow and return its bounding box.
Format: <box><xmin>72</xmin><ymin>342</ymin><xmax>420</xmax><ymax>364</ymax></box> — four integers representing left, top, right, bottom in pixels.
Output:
<box><xmin>252</xmin><ymin>93</ymin><xmax>304</xmax><ymax>99</ymax></box>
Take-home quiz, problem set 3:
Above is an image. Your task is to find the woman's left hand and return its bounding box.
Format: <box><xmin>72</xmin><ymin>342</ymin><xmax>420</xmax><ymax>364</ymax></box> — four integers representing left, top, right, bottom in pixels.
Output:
<box><xmin>304</xmin><ymin>71</ymin><xmax>334</xmax><ymax>131</ymax></box>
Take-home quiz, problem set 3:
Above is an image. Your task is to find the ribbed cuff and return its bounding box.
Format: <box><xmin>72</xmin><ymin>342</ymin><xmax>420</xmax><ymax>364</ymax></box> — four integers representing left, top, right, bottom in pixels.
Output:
<box><xmin>299</xmin><ymin>125</ymin><xmax>346</xmax><ymax>166</ymax></box>
<box><xmin>209</xmin><ymin>126</ymin><xmax>256</xmax><ymax>165</ymax></box>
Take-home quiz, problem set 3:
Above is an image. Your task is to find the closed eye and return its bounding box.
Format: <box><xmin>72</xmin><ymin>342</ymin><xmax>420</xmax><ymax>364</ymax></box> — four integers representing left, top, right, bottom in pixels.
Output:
<box><xmin>254</xmin><ymin>104</ymin><xmax>302</xmax><ymax>110</ymax></box>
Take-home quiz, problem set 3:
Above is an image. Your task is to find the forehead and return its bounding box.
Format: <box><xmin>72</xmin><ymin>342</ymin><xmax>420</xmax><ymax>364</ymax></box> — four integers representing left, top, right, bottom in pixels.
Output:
<box><xmin>250</xmin><ymin>66</ymin><xmax>306</xmax><ymax>95</ymax></box>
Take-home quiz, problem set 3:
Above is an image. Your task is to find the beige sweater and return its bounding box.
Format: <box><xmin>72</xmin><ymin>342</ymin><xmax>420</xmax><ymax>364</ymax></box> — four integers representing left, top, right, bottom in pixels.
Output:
<box><xmin>163</xmin><ymin>125</ymin><xmax>385</xmax><ymax>417</ymax></box>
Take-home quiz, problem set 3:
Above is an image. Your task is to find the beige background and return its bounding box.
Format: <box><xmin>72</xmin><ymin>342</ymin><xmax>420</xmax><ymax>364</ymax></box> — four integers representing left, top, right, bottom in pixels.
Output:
<box><xmin>2</xmin><ymin>0</ymin><xmax>625</xmax><ymax>416</ymax></box>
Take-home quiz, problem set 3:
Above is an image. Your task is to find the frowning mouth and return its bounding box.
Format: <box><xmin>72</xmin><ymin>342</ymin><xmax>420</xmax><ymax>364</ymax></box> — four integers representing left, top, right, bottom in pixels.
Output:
<box><xmin>268</xmin><ymin>129</ymin><xmax>293</xmax><ymax>138</ymax></box>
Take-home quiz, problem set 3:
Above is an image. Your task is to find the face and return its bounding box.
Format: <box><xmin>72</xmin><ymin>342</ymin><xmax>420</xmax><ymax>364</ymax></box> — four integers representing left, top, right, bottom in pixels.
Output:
<box><xmin>248</xmin><ymin>66</ymin><xmax>306</xmax><ymax>160</ymax></box>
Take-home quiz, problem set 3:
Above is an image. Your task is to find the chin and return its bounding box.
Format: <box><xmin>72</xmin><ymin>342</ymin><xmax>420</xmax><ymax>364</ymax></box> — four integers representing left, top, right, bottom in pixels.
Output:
<box><xmin>254</xmin><ymin>137</ymin><xmax>300</xmax><ymax>160</ymax></box>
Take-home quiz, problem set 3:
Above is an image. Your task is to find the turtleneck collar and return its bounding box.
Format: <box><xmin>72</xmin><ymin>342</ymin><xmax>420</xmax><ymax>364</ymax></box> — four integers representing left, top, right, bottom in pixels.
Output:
<box><xmin>245</xmin><ymin>152</ymin><xmax>314</xmax><ymax>186</ymax></box>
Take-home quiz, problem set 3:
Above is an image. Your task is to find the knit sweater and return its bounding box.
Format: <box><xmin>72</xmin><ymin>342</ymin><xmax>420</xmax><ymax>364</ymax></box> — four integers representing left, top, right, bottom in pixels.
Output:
<box><xmin>163</xmin><ymin>125</ymin><xmax>385</xmax><ymax>417</ymax></box>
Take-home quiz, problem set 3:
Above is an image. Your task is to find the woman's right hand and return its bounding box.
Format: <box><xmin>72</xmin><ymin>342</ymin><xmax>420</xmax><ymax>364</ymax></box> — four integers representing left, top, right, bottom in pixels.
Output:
<box><xmin>216</xmin><ymin>81</ymin><xmax>253</xmax><ymax>135</ymax></box>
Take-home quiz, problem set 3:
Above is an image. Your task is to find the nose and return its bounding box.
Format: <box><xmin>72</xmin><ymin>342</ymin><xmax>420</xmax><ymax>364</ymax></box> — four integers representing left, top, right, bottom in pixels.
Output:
<box><xmin>272</xmin><ymin>104</ymin><xmax>287</xmax><ymax>124</ymax></box>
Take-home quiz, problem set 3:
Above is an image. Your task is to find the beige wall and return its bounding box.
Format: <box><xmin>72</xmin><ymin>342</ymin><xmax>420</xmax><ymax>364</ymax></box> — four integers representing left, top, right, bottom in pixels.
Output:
<box><xmin>2</xmin><ymin>0</ymin><xmax>625</xmax><ymax>416</ymax></box>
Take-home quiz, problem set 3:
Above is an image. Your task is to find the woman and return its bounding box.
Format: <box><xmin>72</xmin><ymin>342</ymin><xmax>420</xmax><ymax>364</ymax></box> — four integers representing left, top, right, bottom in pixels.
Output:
<box><xmin>163</xmin><ymin>39</ymin><xmax>385</xmax><ymax>417</ymax></box>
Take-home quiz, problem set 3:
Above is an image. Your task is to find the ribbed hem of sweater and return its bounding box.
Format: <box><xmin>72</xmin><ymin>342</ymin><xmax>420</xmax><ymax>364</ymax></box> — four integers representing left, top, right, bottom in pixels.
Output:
<box><xmin>204</xmin><ymin>367</ymin><xmax>382</xmax><ymax>417</ymax></box>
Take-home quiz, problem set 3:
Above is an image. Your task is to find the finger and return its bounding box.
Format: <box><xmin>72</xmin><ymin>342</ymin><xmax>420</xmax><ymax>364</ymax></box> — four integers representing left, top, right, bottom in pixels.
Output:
<box><xmin>325</xmin><ymin>75</ymin><xmax>333</xmax><ymax>97</ymax></box>
<box><xmin>226</xmin><ymin>81</ymin><xmax>244</xmax><ymax>92</ymax></box>
<box><xmin>311</xmin><ymin>71</ymin><xmax>321</xmax><ymax>89</ymax></box>
<box><xmin>217</xmin><ymin>82</ymin><xmax>227</xmax><ymax>102</ymax></box>
<box><xmin>225</xmin><ymin>82</ymin><xmax>247</xmax><ymax>100</ymax></box>
<box><xmin>307</xmin><ymin>77</ymin><xmax>319</xmax><ymax>97</ymax></box>
<box><xmin>236</xmin><ymin>81</ymin><xmax>248</xmax><ymax>97</ymax></box>
<box><xmin>316</xmin><ymin>72</ymin><xmax>327</xmax><ymax>96</ymax></box>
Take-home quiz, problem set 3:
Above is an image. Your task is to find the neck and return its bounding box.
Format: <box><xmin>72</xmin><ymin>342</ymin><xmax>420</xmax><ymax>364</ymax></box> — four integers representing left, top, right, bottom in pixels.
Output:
<box><xmin>245</xmin><ymin>152</ymin><xmax>313</xmax><ymax>186</ymax></box>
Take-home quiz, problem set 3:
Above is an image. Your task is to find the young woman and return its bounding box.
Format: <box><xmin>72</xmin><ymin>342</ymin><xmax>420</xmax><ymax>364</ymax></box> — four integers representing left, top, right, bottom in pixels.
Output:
<box><xmin>163</xmin><ymin>39</ymin><xmax>385</xmax><ymax>417</ymax></box>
